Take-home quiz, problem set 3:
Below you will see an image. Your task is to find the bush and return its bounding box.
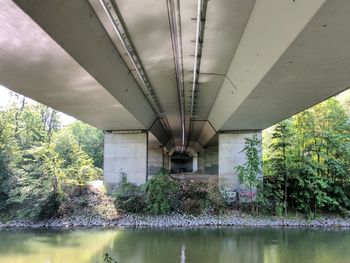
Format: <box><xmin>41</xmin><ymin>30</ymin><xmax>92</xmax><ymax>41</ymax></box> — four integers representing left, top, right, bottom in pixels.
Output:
<box><xmin>10</xmin><ymin>186</ymin><xmax>62</xmax><ymax>220</ymax></box>
<box><xmin>207</xmin><ymin>183</ymin><xmax>228</xmax><ymax>214</ymax></box>
<box><xmin>179</xmin><ymin>181</ymin><xmax>209</xmax><ymax>215</ymax></box>
<box><xmin>179</xmin><ymin>180</ymin><xmax>227</xmax><ymax>215</ymax></box>
<box><xmin>256</xmin><ymin>176</ymin><xmax>285</xmax><ymax>216</ymax></box>
<box><xmin>37</xmin><ymin>192</ymin><xmax>61</xmax><ymax>219</ymax></box>
<box><xmin>112</xmin><ymin>177</ymin><xmax>144</xmax><ymax>213</ymax></box>
<box><xmin>144</xmin><ymin>169</ymin><xmax>181</xmax><ymax>214</ymax></box>
<box><xmin>112</xmin><ymin>170</ymin><xmax>229</xmax><ymax>216</ymax></box>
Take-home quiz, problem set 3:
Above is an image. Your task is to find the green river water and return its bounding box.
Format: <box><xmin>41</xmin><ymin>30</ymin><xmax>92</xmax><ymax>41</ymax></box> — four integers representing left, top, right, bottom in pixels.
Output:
<box><xmin>0</xmin><ymin>227</ymin><xmax>349</xmax><ymax>263</ymax></box>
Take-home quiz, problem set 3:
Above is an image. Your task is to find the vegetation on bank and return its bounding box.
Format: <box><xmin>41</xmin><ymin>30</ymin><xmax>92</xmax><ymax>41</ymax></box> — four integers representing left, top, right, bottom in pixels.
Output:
<box><xmin>112</xmin><ymin>169</ymin><xmax>228</xmax><ymax>215</ymax></box>
<box><xmin>0</xmin><ymin>95</ymin><xmax>103</xmax><ymax>221</ymax></box>
<box><xmin>261</xmin><ymin>97</ymin><xmax>350</xmax><ymax>217</ymax></box>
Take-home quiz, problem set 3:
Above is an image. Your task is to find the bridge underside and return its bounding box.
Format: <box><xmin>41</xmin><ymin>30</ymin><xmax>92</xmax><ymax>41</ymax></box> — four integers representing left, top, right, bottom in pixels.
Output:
<box><xmin>1</xmin><ymin>0</ymin><xmax>350</xmax><ymax>189</ymax></box>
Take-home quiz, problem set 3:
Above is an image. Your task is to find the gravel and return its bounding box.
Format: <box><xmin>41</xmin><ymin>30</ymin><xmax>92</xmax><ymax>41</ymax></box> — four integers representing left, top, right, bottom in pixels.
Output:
<box><xmin>1</xmin><ymin>213</ymin><xmax>350</xmax><ymax>229</ymax></box>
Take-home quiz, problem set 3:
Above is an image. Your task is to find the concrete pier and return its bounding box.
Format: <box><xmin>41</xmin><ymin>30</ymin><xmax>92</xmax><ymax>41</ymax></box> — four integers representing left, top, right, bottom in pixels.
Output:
<box><xmin>148</xmin><ymin>145</ymin><xmax>164</xmax><ymax>177</ymax></box>
<box><xmin>104</xmin><ymin>132</ymin><xmax>147</xmax><ymax>186</ymax></box>
<box><xmin>192</xmin><ymin>155</ymin><xmax>198</xmax><ymax>173</ymax></box>
<box><xmin>197</xmin><ymin>154</ymin><xmax>205</xmax><ymax>174</ymax></box>
<box><xmin>204</xmin><ymin>147</ymin><xmax>218</xmax><ymax>175</ymax></box>
<box><xmin>218</xmin><ymin>131</ymin><xmax>262</xmax><ymax>192</ymax></box>
<box><xmin>163</xmin><ymin>151</ymin><xmax>170</xmax><ymax>171</ymax></box>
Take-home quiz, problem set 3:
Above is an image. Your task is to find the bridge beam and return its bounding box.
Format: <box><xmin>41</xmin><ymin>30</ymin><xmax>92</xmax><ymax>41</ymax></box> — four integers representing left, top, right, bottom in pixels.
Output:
<box><xmin>13</xmin><ymin>0</ymin><xmax>171</xmax><ymax>148</ymax></box>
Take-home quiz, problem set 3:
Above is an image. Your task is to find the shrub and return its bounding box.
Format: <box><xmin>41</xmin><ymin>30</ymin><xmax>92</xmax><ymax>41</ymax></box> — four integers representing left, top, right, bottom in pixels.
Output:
<box><xmin>144</xmin><ymin>169</ymin><xmax>181</xmax><ymax>214</ymax></box>
<box><xmin>179</xmin><ymin>180</ymin><xmax>228</xmax><ymax>215</ymax></box>
<box><xmin>206</xmin><ymin>183</ymin><xmax>228</xmax><ymax>214</ymax></box>
<box><xmin>37</xmin><ymin>192</ymin><xmax>61</xmax><ymax>219</ymax></box>
<box><xmin>179</xmin><ymin>181</ymin><xmax>210</xmax><ymax>215</ymax></box>
<box><xmin>256</xmin><ymin>176</ymin><xmax>285</xmax><ymax>216</ymax></box>
<box><xmin>112</xmin><ymin>177</ymin><xmax>144</xmax><ymax>213</ymax></box>
<box><xmin>112</xmin><ymin>170</ymin><xmax>229</xmax><ymax>216</ymax></box>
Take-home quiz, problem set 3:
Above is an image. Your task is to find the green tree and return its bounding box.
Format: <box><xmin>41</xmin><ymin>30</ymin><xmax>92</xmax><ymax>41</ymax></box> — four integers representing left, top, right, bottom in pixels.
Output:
<box><xmin>0</xmin><ymin>110</ymin><xmax>16</xmax><ymax>211</ymax></box>
<box><xmin>6</xmin><ymin>144</ymin><xmax>64</xmax><ymax>219</ymax></box>
<box><xmin>0</xmin><ymin>93</ymin><xmax>104</xmax><ymax>220</ymax></box>
<box><xmin>235</xmin><ymin>134</ymin><xmax>261</xmax><ymax>211</ymax></box>
<box><xmin>52</xmin><ymin>129</ymin><xmax>99</xmax><ymax>186</ymax></box>
<box><xmin>270</xmin><ymin>120</ymin><xmax>292</xmax><ymax>216</ymax></box>
<box><xmin>68</xmin><ymin>121</ymin><xmax>104</xmax><ymax>168</ymax></box>
<box><xmin>37</xmin><ymin>104</ymin><xmax>60</xmax><ymax>141</ymax></box>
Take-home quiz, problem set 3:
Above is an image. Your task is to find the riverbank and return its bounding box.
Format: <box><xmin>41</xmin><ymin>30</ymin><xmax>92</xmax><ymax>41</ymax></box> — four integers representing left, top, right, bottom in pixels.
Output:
<box><xmin>1</xmin><ymin>212</ymin><xmax>350</xmax><ymax>229</ymax></box>
<box><xmin>1</xmin><ymin>182</ymin><xmax>350</xmax><ymax>230</ymax></box>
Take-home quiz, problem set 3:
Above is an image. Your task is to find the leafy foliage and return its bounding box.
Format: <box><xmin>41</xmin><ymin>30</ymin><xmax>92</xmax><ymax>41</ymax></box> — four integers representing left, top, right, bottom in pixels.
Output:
<box><xmin>112</xmin><ymin>176</ymin><xmax>145</xmax><ymax>213</ymax></box>
<box><xmin>144</xmin><ymin>169</ymin><xmax>181</xmax><ymax>214</ymax></box>
<box><xmin>178</xmin><ymin>180</ymin><xmax>227</xmax><ymax>215</ymax></box>
<box><xmin>179</xmin><ymin>181</ymin><xmax>210</xmax><ymax>215</ymax></box>
<box><xmin>269</xmin><ymin>120</ymin><xmax>292</xmax><ymax>216</ymax></box>
<box><xmin>68</xmin><ymin>121</ymin><xmax>104</xmax><ymax>168</ymax></box>
<box><xmin>0</xmin><ymin>94</ymin><xmax>103</xmax><ymax>220</ymax></box>
<box><xmin>235</xmin><ymin>134</ymin><xmax>261</xmax><ymax>210</ymax></box>
<box><xmin>111</xmin><ymin>171</ymin><xmax>229</xmax><ymax>215</ymax></box>
<box><xmin>263</xmin><ymin>98</ymin><xmax>350</xmax><ymax>216</ymax></box>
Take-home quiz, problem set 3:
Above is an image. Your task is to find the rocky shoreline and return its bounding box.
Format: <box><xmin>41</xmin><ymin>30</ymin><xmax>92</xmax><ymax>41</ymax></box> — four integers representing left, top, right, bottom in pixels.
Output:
<box><xmin>1</xmin><ymin>213</ymin><xmax>350</xmax><ymax>229</ymax></box>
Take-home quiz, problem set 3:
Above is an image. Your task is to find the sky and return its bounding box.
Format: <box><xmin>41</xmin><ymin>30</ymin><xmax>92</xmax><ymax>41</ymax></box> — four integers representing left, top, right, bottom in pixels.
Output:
<box><xmin>0</xmin><ymin>85</ymin><xmax>76</xmax><ymax>126</ymax></box>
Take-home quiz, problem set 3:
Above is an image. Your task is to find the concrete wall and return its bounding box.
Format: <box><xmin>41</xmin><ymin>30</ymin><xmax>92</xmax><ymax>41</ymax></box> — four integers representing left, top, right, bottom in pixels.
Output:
<box><xmin>104</xmin><ymin>132</ymin><xmax>147</xmax><ymax>187</ymax></box>
<box><xmin>148</xmin><ymin>146</ymin><xmax>164</xmax><ymax>177</ymax></box>
<box><xmin>204</xmin><ymin>147</ymin><xmax>218</xmax><ymax>175</ymax></box>
<box><xmin>218</xmin><ymin>131</ymin><xmax>262</xmax><ymax>194</ymax></box>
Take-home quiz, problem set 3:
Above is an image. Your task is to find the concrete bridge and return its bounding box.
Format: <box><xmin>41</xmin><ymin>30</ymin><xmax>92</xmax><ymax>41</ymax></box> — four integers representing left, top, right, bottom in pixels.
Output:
<box><xmin>1</xmin><ymin>0</ymin><xmax>350</xmax><ymax>189</ymax></box>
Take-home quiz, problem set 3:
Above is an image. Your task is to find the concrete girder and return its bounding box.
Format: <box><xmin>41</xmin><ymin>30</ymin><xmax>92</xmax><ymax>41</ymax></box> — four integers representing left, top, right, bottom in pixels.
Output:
<box><xmin>182</xmin><ymin>0</ymin><xmax>256</xmax><ymax>150</ymax></box>
<box><xmin>0</xmin><ymin>0</ymin><xmax>143</xmax><ymax>131</ymax></box>
<box><xmin>13</xmin><ymin>0</ymin><xmax>171</xmax><ymax>147</ymax></box>
<box><xmin>209</xmin><ymin>0</ymin><xmax>326</xmax><ymax>131</ymax></box>
<box><xmin>208</xmin><ymin>0</ymin><xmax>338</xmax><ymax>134</ymax></box>
<box><xmin>220</xmin><ymin>0</ymin><xmax>350</xmax><ymax>130</ymax></box>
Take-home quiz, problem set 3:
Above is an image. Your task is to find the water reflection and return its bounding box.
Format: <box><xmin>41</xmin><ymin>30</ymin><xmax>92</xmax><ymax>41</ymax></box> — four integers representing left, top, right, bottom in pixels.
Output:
<box><xmin>180</xmin><ymin>244</ymin><xmax>186</xmax><ymax>263</ymax></box>
<box><xmin>0</xmin><ymin>227</ymin><xmax>350</xmax><ymax>263</ymax></box>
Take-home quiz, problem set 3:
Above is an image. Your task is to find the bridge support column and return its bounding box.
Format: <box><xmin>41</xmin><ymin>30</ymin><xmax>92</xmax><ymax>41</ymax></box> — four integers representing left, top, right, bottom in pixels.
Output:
<box><xmin>168</xmin><ymin>155</ymin><xmax>172</xmax><ymax>171</ymax></box>
<box><xmin>163</xmin><ymin>151</ymin><xmax>170</xmax><ymax>172</ymax></box>
<box><xmin>104</xmin><ymin>132</ymin><xmax>148</xmax><ymax>187</ymax></box>
<box><xmin>197</xmin><ymin>153</ymin><xmax>205</xmax><ymax>173</ymax></box>
<box><xmin>204</xmin><ymin>147</ymin><xmax>218</xmax><ymax>175</ymax></box>
<box><xmin>218</xmin><ymin>131</ymin><xmax>262</xmax><ymax>193</ymax></box>
<box><xmin>192</xmin><ymin>155</ymin><xmax>198</xmax><ymax>173</ymax></box>
<box><xmin>148</xmin><ymin>146</ymin><xmax>164</xmax><ymax>177</ymax></box>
